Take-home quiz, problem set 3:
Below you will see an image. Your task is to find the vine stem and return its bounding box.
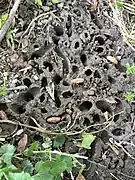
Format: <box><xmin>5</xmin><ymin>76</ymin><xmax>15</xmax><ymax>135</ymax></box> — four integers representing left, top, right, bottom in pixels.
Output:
<box><xmin>33</xmin><ymin>150</ymin><xmax>88</xmax><ymax>160</ymax></box>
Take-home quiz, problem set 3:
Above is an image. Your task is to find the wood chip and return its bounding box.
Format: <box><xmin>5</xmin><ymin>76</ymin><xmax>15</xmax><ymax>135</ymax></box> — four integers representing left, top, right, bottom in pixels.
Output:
<box><xmin>71</xmin><ymin>78</ymin><xmax>84</xmax><ymax>84</ymax></box>
<box><xmin>46</xmin><ymin>116</ymin><xmax>61</xmax><ymax>123</ymax></box>
<box><xmin>107</xmin><ymin>55</ymin><xmax>118</xmax><ymax>64</ymax></box>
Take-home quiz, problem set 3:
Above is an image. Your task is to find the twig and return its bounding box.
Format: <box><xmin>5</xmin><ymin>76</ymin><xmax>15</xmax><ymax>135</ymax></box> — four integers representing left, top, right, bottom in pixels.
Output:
<box><xmin>0</xmin><ymin>0</ymin><xmax>21</xmax><ymax>43</ymax></box>
<box><xmin>110</xmin><ymin>173</ymin><xmax>120</xmax><ymax>180</ymax></box>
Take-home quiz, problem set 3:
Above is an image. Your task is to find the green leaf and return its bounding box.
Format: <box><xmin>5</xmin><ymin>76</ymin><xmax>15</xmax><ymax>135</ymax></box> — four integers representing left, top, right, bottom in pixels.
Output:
<box><xmin>24</xmin><ymin>141</ymin><xmax>39</xmax><ymax>156</ymax></box>
<box><xmin>22</xmin><ymin>160</ymin><xmax>34</xmax><ymax>174</ymax></box>
<box><xmin>0</xmin><ymin>13</ymin><xmax>8</xmax><ymax>28</ymax></box>
<box><xmin>50</xmin><ymin>161</ymin><xmax>66</xmax><ymax>176</ymax></box>
<box><xmin>0</xmin><ymin>87</ymin><xmax>7</xmax><ymax>96</ymax></box>
<box><xmin>59</xmin><ymin>155</ymin><xmax>73</xmax><ymax>173</ymax></box>
<box><xmin>7</xmin><ymin>171</ymin><xmax>34</xmax><ymax>180</ymax></box>
<box><xmin>42</xmin><ymin>137</ymin><xmax>52</xmax><ymax>149</ymax></box>
<box><xmin>0</xmin><ymin>144</ymin><xmax>15</xmax><ymax>165</ymax></box>
<box><xmin>53</xmin><ymin>134</ymin><xmax>66</xmax><ymax>148</ymax></box>
<box><xmin>81</xmin><ymin>133</ymin><xmax>96</xmax><ymax>149</ymax></box>
<box><xmin>35</xmin><ymin>0</ymin><xmax>42</xmax><ymax>6</ymax></box>
<box><xmin>51</xmin><ymin>0</ymin><xmax>61</xmax><ymax>4</ymax></box>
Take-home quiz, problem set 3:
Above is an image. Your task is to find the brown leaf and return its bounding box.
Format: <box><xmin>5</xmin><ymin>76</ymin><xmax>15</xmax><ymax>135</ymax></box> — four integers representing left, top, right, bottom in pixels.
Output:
<box><xmin>71</xmin><ymin>78</ymin><xmax>84</xmax><ymax>85</ymax></box>
<box><xmin>76</xmin><ymin>174</ymin><xmax>86</xmax><ymax>180</ymax></box>
<box><xmin>107</xmin><ymin>55</ymin><xmax>118</xmax><ymax>64</ymax></box>
<box><xmin>17</xmin><ymin>134</ymin><xmax>28</xmax><ymax>153</ymax></box>
<box><xmin>46</xmin><ymin>116</ymin><xmax>61</xmax><ymax>123</ymax></box>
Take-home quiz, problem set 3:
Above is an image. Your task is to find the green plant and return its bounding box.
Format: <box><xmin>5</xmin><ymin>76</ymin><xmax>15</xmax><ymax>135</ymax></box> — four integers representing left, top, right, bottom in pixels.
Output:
<box><xmin>35</xmin><ymin>0</ymin><xmax>42</xmax><ymax>6</ymax></box>
<box><xmin>0</xmin><ymin>72</ymin><xmax>8</xmax><ymax>96</ymax></box>
<box><xmin>0</xmin><ymin>13</ymin><xmax>8</xmax><ymax>29</ymax></box>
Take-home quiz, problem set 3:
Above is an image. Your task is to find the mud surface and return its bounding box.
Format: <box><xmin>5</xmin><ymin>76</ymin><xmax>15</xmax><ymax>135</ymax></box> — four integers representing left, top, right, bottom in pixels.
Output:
<box><xmin>1</xmin><ymin>0</ymin><xmax>135</xmax><ymax>179</ymax></box>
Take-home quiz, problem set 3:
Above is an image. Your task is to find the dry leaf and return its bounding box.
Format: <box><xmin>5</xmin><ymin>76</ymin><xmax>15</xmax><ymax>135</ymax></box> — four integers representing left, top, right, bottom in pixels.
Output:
<box><xmin>17</xmin><ymin>134</ymin><xmax>28</xmax><ymax>153</ymax></box>
<box><xmin>46</xmin><ymin>116</ymin><xmax>61</xmax><ymax>123</ymax></box>
<box><xmin>107</xmin><ymin>56</ymin><xmax>118</xmax><ymax>64</ymax></box>
<box><xmin>76</xmin><ymin>174</ymin><xmax>86</xmax><ymax>180</ymax></box>
<box><xmin>71</xmin><ymin>78</ymin><xmax>84</xmax><ymax>84</ymax></box>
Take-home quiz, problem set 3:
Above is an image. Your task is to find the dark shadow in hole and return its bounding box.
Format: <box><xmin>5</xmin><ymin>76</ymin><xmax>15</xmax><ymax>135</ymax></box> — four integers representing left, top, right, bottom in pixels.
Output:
<box><xmin>112</xmin><ymin>128</ymin><xmax>124</xmax><ymax>136</ymax></box>
<box><xmin>93</xmin><ymin>114</ymin><xmax>100</xmax><ymax>122</ymax></box>
<box><xmin>94</xmin><ymin>70</ymin><xmax>101</xmax><ymax>78</ymax></box>
<box><xmin>114</xmin><ymin>114</ymin><xmax>120</xmax><ymax>122</ymax></box>
<box><xmin>100</xmin><ymin>130</ymin><xmax>109</xmax><ymax>143</ymax></box>
<box><xmin>108</xmin><ymin>75</ymin><xmax>116</xmax><ymax>84</ymax></box>
<box><xmin>10</xmin><ymin>104</ymin><xmax>26</xmax><ymax>114</ymax></box>
<box><xmin>63</xmin><ymin>81</ymin><xmax>69</xmax><ymax>86</ymax></box>
<box><xmin>34</xmin><ymin>44</ymin><xmax>39</xmax><ymax>49</ymax></box>
<box><xmin>22</xmin><ymin>92</ymin><xmax>34</xmax><ymax>102</ymax></box>
<box><xmin>80</xmin><ymin>54</ymin><xmax>87</xmax><ymax>66</ymax></box>
<box><xmin>103</xmin><ymin>63</ymin><xmax>109</xmax><ymax>70</ymax></box>
<box><xmin>41</xmin><ymin>77</ymin><xmax>47</xmax><ymax>88</ymax></box>
<box><xmin>41</xmin><ymin>108</ymin><xmax>47</xmax><ymax>113</ymax></box>
<box><xmin>96</xmin><ymin>47</ymin><xmax>104</xmax><ymax>53</ymax></box>
<box><xmin>96</xmin><ymin>100</ymin><xmax>112</xmax><ymax>114</ymax></box>
<box><xmin>83</xmin><ymin>117</ymin><xmax>90</xmax><ymax>126</ymax></box>
<box><xmin>62</xmin><ymin>91</ymin><xmax>73</xmax><ymax>98</ymax></box>
<box><xmin>52</xmin><ymin>36</ymin><xmax>59</xmax><ymax>45</ymax></box>
<box><xmin>72</xmin><ymin>65</ymin><xmax>79</xmax><ymax>73</ymax></box>
<box><xmin>53</xmin><ymin>74</ymin><xmax>62</xmax><ymax>85</ymax></box>
<box><xmin>23</xmin><ymin>78</ymin><xmax>32</xmax><ymax>87</ymax></box>
<box><xmin>54</xmin><ymin>90</ymin><xmax>61</xmax><ymax>108</ymax></box>
<box><xmin>40</xmin><ymin>94</ymin><xmax>45</xmax><ymax>102</ymax></box>
<box><xmin>85</xmin><ymin>69</ymin><xmax>92</xmax><ymax>76</ymax></box>
<box><xmin>54</xmin><ymin>25</ymin><xmax>64</xmax><ymax>36</ymax></box>
<box><xmin>73</xmin><ymin>8</ymin><xmax>81</xmax><ymax>17</ymax></box>
<box><xmin>66</xmin><ymin>15</ymin><xmax>72</xmax><ymax>37</ymax></box>
<box><xmin>95</xmin><ymin>36</ymin><xmax>105</xmax><ymax>45</ymax></box>
<box><xmin>74</xmin><ymin>42</ymin><xmax>79</xmax><ymax>49</ymax></box>
<box><xmin>79</xmin><ymin>101</ymin><xmax>92</xmax><ymax>111</ymax></box>
<box><xmin>0</xmin><ymin>103</ymin><xmax>8</xmax><ymax>111</ymax></box>
<box><xmin>43</xmin><ymin>61</ymin><xmax>53</xmax><ymax>72</ymax></box>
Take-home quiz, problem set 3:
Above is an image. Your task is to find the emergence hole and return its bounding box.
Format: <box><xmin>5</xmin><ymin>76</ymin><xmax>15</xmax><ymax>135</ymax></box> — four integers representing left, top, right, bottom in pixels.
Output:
<box><xmin>0</xmin><ymin>103</ymin><xmax>8</xmax><ymax>111</ymax></box>
<box><xmin>62</xmin><ymin>91</ymin><xmax>73</xmax><ymax>98</ymax></box>
<box><xmin>74</xmin><ymin>42</ymin><xmax>79</xmax><ymax>49</ymax></box>
<box><xmin>95</xmin><ymin>36</ymin><xmax>105</xmax><ymax>45</ymax></box>
<box><xmin>10</xmin><ymin>104</ymin><xmax>26</xmax><ymax>114</ymax></box>
<box><xmin>103</xmin><ymin>63</ymin><xmax>109</xmax><ymax>70</ymax></box>
<box><xmin>96</xmin><ymin>100</ymin><xmax>112</xmax><ymax>114</ymax></box>
<box><xmin>108</xmin><ymin>76</ymin><xmax>116</xmax><ymax>84</ymax></box>
<box><xmin>96</xmin><ymin>47</ymin><xmax>104</xmax><ymax>53</ymax></box>
<box><xmin>85</xmin><ymin>69</ymin><xmax>92</xmax><ymax>76</ymax></box>
<box><xmin>34</xmin><ymin>44</ymin><xmax>39</xmax><ymax>49</ymax></box>
<box><xmin>40</xmin><ymin>94</ymin><xmax>45</xmax><ymax>102</ymax></box>
<box><xmin>41</xmin><ymin>77</ymin><xmax>47</xmax><ymax>88</ymax></box>
<box><xmin>54</xmin><ymin>90</ymin><xmax>61</xmax><ymax>108</ymax></box>
<box><xmin>54</xmin><ymin>25</ymin><xmax>64</xmax><ymax>36</ymax></box>
<box><xmin>94</xmin><ymin>70</ymin><xmax>101</xmax><ymax>78</ymax></box>
<box><xmin>93</xmin><ymin>114</ymin><xmax>100</xmax><ymax>122</ymax></box>
<box><xmin>63</xmin><ymin>81</ymin><xmax>69</xmax><ymax>86</ymax></box>
<box><xmin>80</xmin><ymin>54</ymin><xmax>87</xmax><ymax>66</ymax></box>
<box><xmin>112</xmin><ymin>128</ymin><xmax>124</xmax><ymax>136</ymax></box>
<box><xmin>53</xmin><ymin>74</ymin><xmax>62</xmax><ymax>85</ymax></box>
<box><xmin>41</xmin><ymin>108</ymin><xmax>47</xmax><ymax>113</ymax></box>
<box><xmin>73</xmin><ymin>8</ymin><xmax>81</xmax><ymax>17</ymax></box>
<box><xmin>85</xmin><ymin>32</ymin><xmax>88</xmax><ymax>38</ymax></box>
<box><xmin>79</xmin><ymin>101</ymin><xmax>92</xmax><ymax>112</ymax></box>
<box><xmin>43</xmin><ymin>61</ymin><xmax>53</xmax><ymax>72</ymax></box>
<box><xmin>23</xmin><ymin>78</ymin><xmax>32</xmax><ymax>88</ymax></box>
<box><xmin>23</xmin><ymin>92</ymin><xmax>34</xmax><ymax>102</ymax></box>
<box><xmin>72</xmin><ymin>65</ymin><xmax>79</xmax><ymax>73</ymax></box>
<box><xmin>83</xmin><ymin>117</ymin><xmax>90</xmax><ymax>126</ymax></box>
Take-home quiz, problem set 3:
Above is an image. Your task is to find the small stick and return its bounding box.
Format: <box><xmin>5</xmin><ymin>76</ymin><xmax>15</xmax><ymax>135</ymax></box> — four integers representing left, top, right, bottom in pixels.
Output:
<box><xmin>0</xmin><ymin>0</ymin><xmax>21</xmax><ymax>43</ymax></box>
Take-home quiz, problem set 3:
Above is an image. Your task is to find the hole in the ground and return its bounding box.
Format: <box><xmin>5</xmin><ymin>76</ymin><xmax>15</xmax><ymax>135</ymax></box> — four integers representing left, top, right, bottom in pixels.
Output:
<box><xmin>108</xmin><ymin>75</ymin><xmax>116</xmax><ymax>84</ymax></box>
<box><xmin>94</xmin><ymin>70</ymin><xmax>101</xmax><ymax>78</ymax></box>
<box><xmin>62</xmin><ymin>91</ymin><xmax>73</xmax><ymax>98</ymax></box>
<box><xmin>114</xmin><ymin>114</ymin><xmax>120</xmax><ymax>122</ymax></box>
<box><xmin>79</xmin><ymin>101</ymin><xmax>92</xmax><ymax>111</ymax></box>
<box><xmin>29</xmin><ymin>87</ymin><xmax>40</xmax><ymax>97</ymax></box>
<box><xmin>95</xmin><ymin>36</ymin><xmax>105</xmax><ymax>45</ymax></box>
<box><xmin>93</xmin><ymin>114</ymin><xmax>100</xmax><ymax>122</ymax></box>
<box><xmin>74</xmin><ymin>41</ymin><xmax>79</xmax><ymax>49</ymax></box>
<box><xmin>63</xmin><ymin>81</ymin><xmax>69</xmax><ymax>86</ymax></box>
<box><xmin>53</xmin><ymin>74</ymin><xmax>62</xmax><ymax>85</ymax></box>
<box><xmin>10</xmin><ymin>104</ymin><xmax>26</xmax><ymax>114</ymax></box>
<box><xmin>41</xmin><ymin>108</ymin><xmax>47</xmax><ymax>113</ymax></box>
<box><xmin>73</xmin><ymin>8</ymin><xmax>81</xmax><ymax>17</ymax></box>
<box><xmin>34</xmin><ymin>44</ymin><xmax>39</xmax><ymax>49</ymax></box>
<box><xmin>43</xmin><ymin>61</ymin><xmax>53</xmax><ymax>72</ymax></box>
<box><xmin>83</xmin><ymin>117</ymin><xmax>90</xmax><ymax>126</ymax></box>
<box><xmin>85</xmin><ymin>32</ymin><xmax>88</xmax><ymax>38</ymax></box>
<box><xmin>22</xmin><ymin>92</ymin><xmax>34</xmax><ymax>102</ymax></box>
<box><xmin>40</xmin><ymin>94</ymin><xmax>45</xmax><ymax>102</ymax></box>
<box><xmin>96</xmin><ymin>47</ymin><xmax>104</xmax><ymax>53</ymax></box>
<box><xmin>41</xmin><ymin>77</ymin><xmax>47</xmax><ymax>88</ymax></box>
<box><xmin>23</xmin><ymin>78</ymin><xmax>32</xmax><ymax>87</ymax></box>
<box><xmin>72</xmin><ymin>65</ymin><xmax>79</xmax><ymax>73</ymax></box>
<box><xmin>0</xmin><ymin>103</ymin><xmax>8</xmax><ymax>111</ymax></box>
<box><xmin>112</xmin><ymin>128</ymin><xmax>124</xmax><ymax>136</ymax></box>
<box><xmin>80</xmin><ymin>54</ymin><xmax>87</xmax><ymax>66</ymax></box>
<box><xmin>96</xmin><ymin>100</ymin><xmax>112</xmax><ymax>114</ymax></box>
<box><xmin>54</xmin><ymin>25</ymin><xmax>64</xmax><ymax>36</ymax></box>
<box><xmin>52</xmin><ymin>36</ymin><xmax>59</xmax><ymax>45</ymax></box>
<box><xmin>85</xmin><ymin>69</ymin><xmax>92</xmax><ymax>76</ymax></box>
<box><xmin>103</xmin><ymin>63</ymin><xmax>109</xmax><ymax>70</ymax></box>
<box><xmin>100</xmin><ymin>130</ymin><xmax>109</xmax><ymax>143</ymax></box>
<box><xmin>54</xmin><ymin>90</ymin><xmax>61</xmax><ymax>108</ymax></box>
